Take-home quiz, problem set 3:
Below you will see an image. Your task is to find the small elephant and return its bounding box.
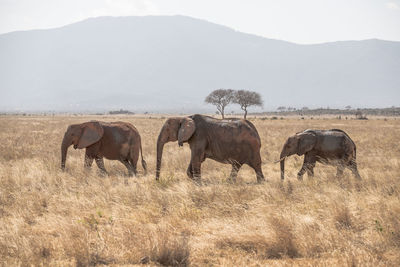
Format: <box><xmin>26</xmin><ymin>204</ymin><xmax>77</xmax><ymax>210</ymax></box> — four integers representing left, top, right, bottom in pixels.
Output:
<box><xmin>277</xmin><ymin>129</ymin><xmax>361</xmax><ymax>180</ymax></box>
<box><xmin>61</xmin><ymin>121</ymin><xmax>147</xmax><ymax>176</ymax></box>
<box><xmin>156</xmin><ymin>114</ymin><xmax>265</xmax><ymax>183</ymax></box>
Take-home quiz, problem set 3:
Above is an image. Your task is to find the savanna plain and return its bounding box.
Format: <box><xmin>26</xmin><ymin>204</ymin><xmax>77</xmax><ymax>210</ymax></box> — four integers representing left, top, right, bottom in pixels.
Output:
<box><xmin>0</xmin><ymin>115</ymin><xmax>399</xmax><ymax>266</ymax></box>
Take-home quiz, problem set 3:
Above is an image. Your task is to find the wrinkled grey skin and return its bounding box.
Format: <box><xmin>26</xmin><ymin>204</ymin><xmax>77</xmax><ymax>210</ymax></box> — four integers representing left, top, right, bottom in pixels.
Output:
<box><xmin>156</xmin><ymin>114</ymin><xmax>265</xmax><ymax>183</ymax></box>
<box><xmin>278</xmin><ymin>129</ymin><xmax>361</xmax><ymax>180</ymax></box>
<box><xmin>61</xmin><ymin>121</ymin><xmax>147</xmax><ymax>176</ymax></box>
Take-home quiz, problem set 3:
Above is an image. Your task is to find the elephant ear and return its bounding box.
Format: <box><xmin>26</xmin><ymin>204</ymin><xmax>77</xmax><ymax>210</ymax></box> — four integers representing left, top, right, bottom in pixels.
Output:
<box><xmin>77</xmin><ymin>121</ymin><xmax>104</xmax><ymax>149</ymax></box>
<box><xmin>178</xmin><ymin>118</ymin><xmax>195</xmax><ymax>146</ymax></box>
<box><xmin>297</xmin><ymin>132</ymin><xmax>316</xmax><ymax>155</ymax></box>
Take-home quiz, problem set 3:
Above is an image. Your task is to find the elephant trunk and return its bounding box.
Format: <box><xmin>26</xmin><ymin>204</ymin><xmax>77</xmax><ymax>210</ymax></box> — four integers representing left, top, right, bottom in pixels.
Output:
<box><xmin>156</xmin><ymin>130</ymin><xmax>168</xmax><ymax>180</ymax></box>
<box><xmin>279</xmin><ymin>148</ymin><xmax>287</xmax><ymax>180</ymax></box>
<box><xmin>280</xmin><ymin>157</ymin><xmax>285</xmax><ymax>180</ymax></box>
<box><xmin>61</xmin><ymin>135</ymin><xmax>71</xmax><ymax>170</ymax></box>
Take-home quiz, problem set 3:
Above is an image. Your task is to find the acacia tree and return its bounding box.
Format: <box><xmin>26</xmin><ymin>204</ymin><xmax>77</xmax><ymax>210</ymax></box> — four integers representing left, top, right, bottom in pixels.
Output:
<box><xmin>277</xmin><ymin>106</ymin><xmax>286</xmax><ymax>112</ymax></box>
<box><xmin>233</xmin><ymin>90</ymin><xmax>263</xmax><ymax>119</ymax></box>
<box><xmin>205</xmin><ymin>89</ymin><xmax>235</xmax><ymax>119</ymax></box>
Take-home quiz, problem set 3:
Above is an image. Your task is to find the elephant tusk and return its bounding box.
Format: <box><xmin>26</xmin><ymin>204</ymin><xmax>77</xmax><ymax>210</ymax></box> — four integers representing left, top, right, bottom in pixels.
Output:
<box><xmin>274</xmin><ymin>156</ymin><xmax>286</xmax><ymax>164</ymax></box>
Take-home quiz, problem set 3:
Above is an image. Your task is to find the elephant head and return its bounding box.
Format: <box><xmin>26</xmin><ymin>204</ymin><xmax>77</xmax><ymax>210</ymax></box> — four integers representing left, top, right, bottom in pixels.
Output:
<box><xmin>156</xmin><ymin>117</ymin><xmax>195</xmax><ymax>180</ymax></box>
<box><xmin>277</xmin><ymin>131</ymin><xmax>317</xmax><ymax>180</ymax></box>
<box><xmin>61</xmin><ymin>121</ymin><xmax>104</xmax><ymax>170</ymax></box>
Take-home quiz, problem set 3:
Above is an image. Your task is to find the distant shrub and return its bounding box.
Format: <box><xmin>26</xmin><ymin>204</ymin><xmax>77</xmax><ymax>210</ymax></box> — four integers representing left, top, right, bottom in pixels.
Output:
<box><xmin>271</xmin><ymin>116</ymin><xmax>278</xmax><ymax>120</ymax></box>
<box><xmin>109</xmin><ymin>109</ymin><xmax>134</xmax><ymax>115</ymax></box>
<box><xmin>357</xmin><ymin>116</ymin><xmax>368</xmax><ymax>120</ymax></box>
<box><xmin>355</xmin><ymin>111</ymin><xmax>368</xmax><ymax>120</ymax></box>
<box><xmin>146</xmin><ymin>230</ymin><xmax>190</xmax><ymax>266</ymax></box>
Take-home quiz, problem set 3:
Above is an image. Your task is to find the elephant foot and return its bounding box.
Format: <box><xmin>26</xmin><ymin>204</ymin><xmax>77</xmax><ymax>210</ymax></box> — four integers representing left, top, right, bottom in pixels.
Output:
<box><xmin>99</xmin><ymin>170</ymin><xmax>109</xmax><ymax>177</ymax></box>
<box><xmin>193</xmin><ymin>180</ymin><xmax>202</xmax><ymax>186</ymax></box>
<box><xmin>257</xmin><ymin>177</ymin><xmax>266</xmax><ymax>183</ymax></box>
<box><xmin>191</xmin><ymin>176</ymin><xmax>202</xmax><ymax>186</ymax></box>
<box><xmin>227</xmin><ymin>176</ymin><xmax>237</xmax><ymax>184</ymax></box>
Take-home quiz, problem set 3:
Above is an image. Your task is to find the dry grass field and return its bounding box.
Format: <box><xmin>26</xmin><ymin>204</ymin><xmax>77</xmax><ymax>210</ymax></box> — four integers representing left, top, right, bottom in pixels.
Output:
<box><xmin>0</xmin><ymin>115</ymin><xmax>399</xmax><ymax>266</ymax></box>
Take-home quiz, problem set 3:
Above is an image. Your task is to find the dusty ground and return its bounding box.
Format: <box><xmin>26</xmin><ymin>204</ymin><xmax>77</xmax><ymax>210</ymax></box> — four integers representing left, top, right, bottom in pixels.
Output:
<box><xmin>0</xmin><ymin>115</ymin><xmax>399</xmax><ymax>266</ymax></box>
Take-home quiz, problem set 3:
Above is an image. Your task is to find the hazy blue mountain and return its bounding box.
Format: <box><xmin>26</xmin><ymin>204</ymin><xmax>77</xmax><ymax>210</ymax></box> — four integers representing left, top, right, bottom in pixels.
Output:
<box><xmin>0</xmin><ymin>15</ymin><xmax>399</xmax><ymax>112</ymax></box>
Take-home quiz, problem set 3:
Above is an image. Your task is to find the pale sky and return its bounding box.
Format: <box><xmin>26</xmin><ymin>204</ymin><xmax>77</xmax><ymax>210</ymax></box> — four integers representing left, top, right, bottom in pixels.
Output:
<box><xmin>0</xmin><ymin>0</ymin><xmax>400</xmax><ymax>44</ymax></box>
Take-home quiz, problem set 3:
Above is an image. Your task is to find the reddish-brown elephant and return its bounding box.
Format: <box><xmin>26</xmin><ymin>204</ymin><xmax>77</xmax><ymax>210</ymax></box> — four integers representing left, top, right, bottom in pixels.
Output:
<box><xmin>156</xmin><ymin>114</ymin><xmax>265</xmax><ymax>183</ymax></box>
<box><xmin>277</xmin><ymin>129</ymin><xmax>361</xmax><ymax>180</ymax></box>
<box><xmin>61</xmin><ymin>121</ymin><xmax>147</xmax><ymax>176</ymax></box>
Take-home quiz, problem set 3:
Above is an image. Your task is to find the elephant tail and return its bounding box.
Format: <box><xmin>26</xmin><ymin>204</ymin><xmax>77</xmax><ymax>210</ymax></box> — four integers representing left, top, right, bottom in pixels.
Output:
<box><xmin>139</xmin><ymin>140</ymin><xmax>147</xmax><ymax>175</ymax></box>
<box><xmin>352</xmin><ymin>144</ymin><xmax>357</xmax><ymax>160</ymax></box>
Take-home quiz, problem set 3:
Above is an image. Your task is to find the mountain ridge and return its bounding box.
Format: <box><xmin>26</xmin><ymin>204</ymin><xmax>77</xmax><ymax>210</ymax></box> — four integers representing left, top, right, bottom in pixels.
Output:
<box><xmin>0</xmin><ymin>15</ymin><xmax>399</xmax><ymax>112</ymax></box>
<box><xmin>3</xmin><ymin>16</ymin><xmax>397</xmax><ymax>46</ymax></box>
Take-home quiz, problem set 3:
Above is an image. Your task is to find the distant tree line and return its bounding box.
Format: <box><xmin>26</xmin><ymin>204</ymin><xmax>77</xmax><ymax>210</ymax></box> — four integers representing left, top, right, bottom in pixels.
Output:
<box><xmin>263</xmin><ymin>106</ymin><xmax>400</xmax><ymax>117</ymax></box>
<box><xmin>109</xmin><ymin>109</ymin><xmax>135</xmax><ymax>115</ymax></box>
<box><xmin>205</xmin><ymin>89</ymin><xmax>263</xmax><ymax>119</ymax></box>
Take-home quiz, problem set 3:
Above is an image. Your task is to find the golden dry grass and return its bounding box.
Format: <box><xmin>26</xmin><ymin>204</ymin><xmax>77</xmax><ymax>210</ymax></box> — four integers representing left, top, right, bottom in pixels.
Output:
<box><xmin>0</xmin><ymin>115</ymin><xmax>399</xmax><ymax>266</ymax></box>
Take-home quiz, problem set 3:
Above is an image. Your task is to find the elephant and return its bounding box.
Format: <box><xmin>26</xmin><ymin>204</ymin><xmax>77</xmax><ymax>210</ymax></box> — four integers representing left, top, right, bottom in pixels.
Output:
<box><xmin>277</xmin><ymin>129</ymin><xmax>361</xmax><ymax>180</ymax></box>
<box><xmin>61</xmin><ymin>121</ymin><xmax>147</xmax><ymax>176</ymax></box>
<box><xmin>156</xmin><ymin>114</ymin><xmax>265</xmax><ymax>183</ymax></box>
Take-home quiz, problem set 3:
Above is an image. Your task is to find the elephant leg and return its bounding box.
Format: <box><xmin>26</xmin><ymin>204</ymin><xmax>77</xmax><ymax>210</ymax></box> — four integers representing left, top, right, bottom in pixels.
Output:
<box><xmin>190</xmin><ymin>150</ymin><xmax>204</xmax><ymax>184</ymax></box>
<box><xmin>84</xmin><ymin>154</ymin><xmax>94</xmax><ymax>169</ymax></box>
<box><xmin>130</xmin><ymin>161</ymin><xmax>138</xmax><ymax>176</ymax></box>
<box><xmin>299</xmin><ymin>154</ymin><xmax>316</xmax><ymax>180</ymax></box>
<box><xmin>95</xmin><ymin>157</ymin><xmax>108</xmax><ymax>176</ymax></box>
<box><xmin>128</xmin><ymin>159</ymin><xmax>138</xmax><ymax>176</ymax></box>
<box><xmin>129</xmin><ymin>148</ymin><xmax>139</xmax><ymax>176</ymax></box>
<box><xmin>186</xmin><ymin>161</ymin><xmax>194</xmax><ymax>179</ymax></box>
<box><xmin>306</xmin><ymin>162</ymin><xmax>315</xmax><ymax>178</ymax></box>
<box><xmin>191</xmin><ymin>160</ymin><xmax>202</xmax><ymax>183</ymax></box>
<box><xmin>228</xmin><ymin>161</ymin><xmax>242</xmax><ymax>183</ymax></box>
<box><xmin>248</xmin><ymin>157</ymin><xmax>265</xmax><ymax>183</ymax></box>
<box><xmin>297</xmin><ymin>164</ymin><xmax>306</xmax><ymax>180</ymax></box>
<box><xmin>297</xmin><ymin>166</ymin><xmax>305</xmax><ymax>180</ymax></box>
<box><xmin>120</xmin><ymin>159</ymin><xmax>134</xmax><ymax>177</ymax></box>
<box><xmin>348</xmin><ymin>160</ymin><xmax>361</xmax><ymax>179</ymax></box>
<box><xmin>298</xmin><ymin>155</ymin><xmax>310</xmax><ymax>180</ymax></box>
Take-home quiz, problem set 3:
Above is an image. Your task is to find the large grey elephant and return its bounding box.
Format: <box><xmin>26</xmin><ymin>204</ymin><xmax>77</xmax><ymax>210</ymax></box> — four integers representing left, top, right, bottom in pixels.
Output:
<box><xmin>156</xmin><ymin>114</ymin><xmax>265</xmax><ymax>183</ymax></box>
<box><xmin>61</xmin><ymin>121</ymin><xmax>147</xmax><ymax>176</ymax></box>
<box><xmin>277</xmin><ymin>129</ymin><xmax>361</xmax><ymax>180</ymax></box>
